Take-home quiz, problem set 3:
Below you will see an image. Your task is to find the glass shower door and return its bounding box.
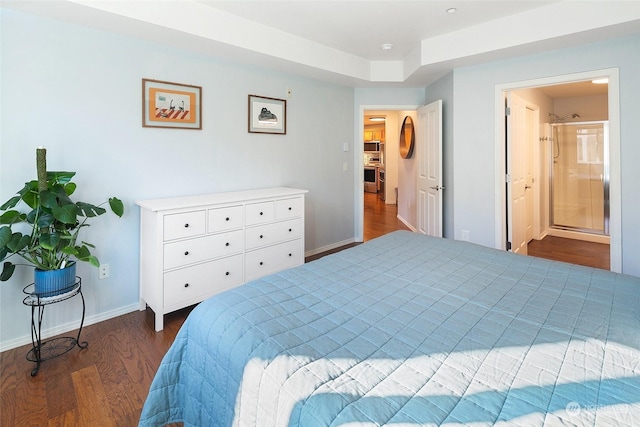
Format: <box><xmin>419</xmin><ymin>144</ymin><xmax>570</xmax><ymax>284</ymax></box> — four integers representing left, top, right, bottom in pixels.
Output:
<box><xmin>550</xmin><ymin>122</ymin><xmax>609</xmax><ymax>235</ymax></box>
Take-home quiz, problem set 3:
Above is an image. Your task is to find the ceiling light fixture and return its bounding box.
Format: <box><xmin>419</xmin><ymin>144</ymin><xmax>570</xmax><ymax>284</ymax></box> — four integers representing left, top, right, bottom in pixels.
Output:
<box><xmin>380</xmin><ymin>43</ymin><xmax>393</xmax><ymax>51</ymax></box>
<box><xmin>591</xmin><ymin>78</ymin><xmax>609</xmax><ymax>84</ymax></box>
<box><xmin>369</xmin><ymin>117</ymin><xmax>386</xmax><ymax>122</ymax></box>
<box><xmin>446</xmin><ymin>8</ymin><xmax>457</xmax><ymax>14</ymax></box>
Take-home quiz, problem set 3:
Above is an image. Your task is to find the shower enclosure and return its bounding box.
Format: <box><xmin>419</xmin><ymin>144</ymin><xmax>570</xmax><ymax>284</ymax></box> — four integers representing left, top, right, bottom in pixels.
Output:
<box><xmin>550</xmin><ymin>121</ymin><xmax>609</xmax><ymax>235</ymax></box>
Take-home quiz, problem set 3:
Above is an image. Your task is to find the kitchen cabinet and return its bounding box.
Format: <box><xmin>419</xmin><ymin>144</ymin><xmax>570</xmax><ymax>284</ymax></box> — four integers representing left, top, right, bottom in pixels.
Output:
<box><xmin>364</xmin><ymin>129</ymin><xmax>385</xmax><ymax>142</ymax></box>
<box><xmin>136</xmin><ymin>187</ymin><xmax>307</xmax><ymax>331</ymax></box>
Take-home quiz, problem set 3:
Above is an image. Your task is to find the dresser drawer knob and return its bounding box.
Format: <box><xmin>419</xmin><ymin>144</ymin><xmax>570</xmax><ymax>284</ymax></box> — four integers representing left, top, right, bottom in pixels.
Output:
<box><xmin>288</xmin><ymin>207</ymin><xmax>292</xmax><ymax>211</ymax></box>
<box><xmin>225</xmin><ymin>271</ymin><xmax>230</xmax><ymax>276</ymax></box>
<box><xmin>288</xmin><ymin>253</ymin><xmax>292</xmax><ymax>257</ymax></box>
<box><xmin>225</xmin><ymin>217</ymin><xmax>230</xmax><ymax>221</ymax></box>
<box><xmin>225</xmin><ymin>242</ymin><xmax>230</xmax><ymax>247</ymax></box>
<box><xmin>184</xmin><ymin>283</ymin><xmax>189</xmax><ymax>288</ymax></box>
<box><xmin>259</xmin><ymin>211</ymin><xmax>263</xmax><ymax>216</ymax></box>
<box><xmin>288</xmin><ymin>228</ymin><xmax>292</xmax><ymax>232</ymax></box>
<box><xmin>259</xmin><ymin>261</ymin><xmax>264</xmax><ymax>266</ymax></box>
<box><xmin>259</xmin><ymin>234</ymin><xmax>263</xmax><ymax>239</ymax></box>
<box><xmin>184</xmin><ymin>251</ymin><xmax>189</xmax><ymax>256</ymax></box>
<box><xmin>184</xmin><ymin>223</ymin><xmax>189</xmax><ymax>228</ymax></box>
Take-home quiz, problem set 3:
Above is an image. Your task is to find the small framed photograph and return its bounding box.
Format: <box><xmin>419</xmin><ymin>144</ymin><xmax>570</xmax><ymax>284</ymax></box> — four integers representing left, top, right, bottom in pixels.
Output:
<box><xmin>142</xmin><ymin>79</ymin><xmax>202</xmax><ymax>129</ymax></box>
<box><xmin>248</xmin><ymin>95</ymin><xmax>286</xmax><ymax>134</ymax></box>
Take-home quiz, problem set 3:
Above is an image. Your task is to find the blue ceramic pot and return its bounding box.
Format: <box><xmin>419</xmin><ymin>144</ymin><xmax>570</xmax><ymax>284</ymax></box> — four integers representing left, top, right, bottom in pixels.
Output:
<box><xmin>34</xmin><ymin>262</ymin><xmax>77</xmax><ymax>297</ymax></box>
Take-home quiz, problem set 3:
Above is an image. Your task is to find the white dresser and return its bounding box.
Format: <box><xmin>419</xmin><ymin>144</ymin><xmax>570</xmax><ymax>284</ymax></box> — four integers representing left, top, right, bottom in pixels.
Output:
<box><xmin>136</xmin><ymin>187</ymin><xmax>308</xmax><ymax>331</ymax></box>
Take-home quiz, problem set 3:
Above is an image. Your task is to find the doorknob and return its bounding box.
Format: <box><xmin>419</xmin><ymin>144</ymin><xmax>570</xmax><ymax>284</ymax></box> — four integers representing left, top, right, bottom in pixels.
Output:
<box><xmin>429</xmin><ymin>185</ymin><xmax>445</xmax><ymax>191</ymax></box>
<box><xmin>525</xmin><ymin>185</ymin><xmax>532</xmax><ymax>189</ymax></box>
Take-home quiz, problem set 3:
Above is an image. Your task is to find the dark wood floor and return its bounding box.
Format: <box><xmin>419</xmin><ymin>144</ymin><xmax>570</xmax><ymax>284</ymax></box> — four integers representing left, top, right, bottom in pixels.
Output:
<box><xmin>528</xmin><ymin>235</ymin><xmax>610</xmax><ymax>270</ymax></box>
<box><xmin>0</xmin><ymin>194</ymin><xmax>608</xmax><ymax>426</ymax></box>
<box><xmin>363</xmin><ymin>191</ymin><xmax>410</xmax><ymax>241</ymax></box>
<box><xmin>0</xmin><ymin>304</ymin><xmax>190</xmax><ymax>426</ymax></box>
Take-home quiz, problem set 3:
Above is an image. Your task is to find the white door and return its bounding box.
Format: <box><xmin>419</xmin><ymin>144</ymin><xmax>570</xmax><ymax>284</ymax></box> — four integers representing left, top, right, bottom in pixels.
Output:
<box><xmin>524</xmin><ymin>106</ymin><xmax>535</xmax><ymax>243</ymax></box>
<box><xmin>506</xmin><ymin>93</ymin><xmax>533</xmax><ymax>255</ymax></box>
<box><xmin>417</xmin><ymin>100</ymin><xmax>443</xmax><ymax>237</ymax></box>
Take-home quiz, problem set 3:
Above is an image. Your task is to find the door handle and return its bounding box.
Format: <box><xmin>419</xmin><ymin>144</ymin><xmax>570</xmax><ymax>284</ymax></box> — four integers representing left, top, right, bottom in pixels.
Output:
<box><xmin>429</xmin><ymin>185</ymin><xmax>445</xmax><ymax>191</ymax></box>
<box><xmin>525</xmin><ymin>185</ymin><xmax>532</xmax><ymax>189</ymax></box>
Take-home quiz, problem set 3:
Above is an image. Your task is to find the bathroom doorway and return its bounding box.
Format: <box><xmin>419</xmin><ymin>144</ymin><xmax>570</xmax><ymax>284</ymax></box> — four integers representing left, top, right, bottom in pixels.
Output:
<box><xmin>498</xmin><ymin>68</ymin><xmax>621</xmax><ymax>272</ymax></box>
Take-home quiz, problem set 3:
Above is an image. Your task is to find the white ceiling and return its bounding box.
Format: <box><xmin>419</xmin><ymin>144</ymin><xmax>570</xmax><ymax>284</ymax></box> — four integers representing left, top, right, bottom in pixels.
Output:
<box><xmin>3</xmin><ymin>0</ymin><xmax>639</xmax><ymax>87</ymax></box>
<box><xmin>537</xmin><ymin>80</ymin><xmax>609</xmax><ymax>98</ymax></box>
<box><xmin>198</xmin><ymin>1</ymin><xmax>558</xmax><ymax>61</ymax></box>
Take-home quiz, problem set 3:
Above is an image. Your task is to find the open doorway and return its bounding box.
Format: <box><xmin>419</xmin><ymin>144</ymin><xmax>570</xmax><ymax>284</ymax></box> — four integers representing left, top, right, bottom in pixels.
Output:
<box><xmin>498</xmin><ymin>68</ymin><xmax>621</xmax><ymax>272</ymax></box>
<box><xmin>356</xmin><ymin>105</ymin><xmax>419</xmax><ymax>242</ymax></box>
<box><xmin>361</xmin><ymin>109</ymin><xmax>407</xmax><ymax>241</ymax></box>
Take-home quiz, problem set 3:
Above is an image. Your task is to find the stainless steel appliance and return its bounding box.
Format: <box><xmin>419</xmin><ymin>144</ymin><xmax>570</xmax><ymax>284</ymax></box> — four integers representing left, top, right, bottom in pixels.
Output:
<box><xmin>364</xmin><ymin>166</ymin><xmax>377</xmax><ymax>193</ymax></box>
<box><xmin>364</xmin><ymin>142</ymin><xmax>381</xmax><ymax>152</ymax></box>
<box><xmin>364</xmin><ymin>152</ymin><xmax>381</xmax><ymax>164</ymax></box>
<box><xmin>378</xmin><ymin>168</ymin><xmax>385</xmax><ymax>201</ymax></box>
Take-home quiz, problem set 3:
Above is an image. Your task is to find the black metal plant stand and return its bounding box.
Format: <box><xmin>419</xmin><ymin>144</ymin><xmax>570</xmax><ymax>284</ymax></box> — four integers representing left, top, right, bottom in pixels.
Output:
<box><xmin>22</xmin><ymin>277</ymin><xmax>88</xmax><ymax>376</ymax></box>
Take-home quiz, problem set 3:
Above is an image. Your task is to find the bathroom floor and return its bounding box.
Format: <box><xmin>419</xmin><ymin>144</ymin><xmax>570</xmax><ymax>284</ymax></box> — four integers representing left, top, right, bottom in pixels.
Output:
<box><xmin>528</xmin><ymin>235</ymin><xmax>610</xmax><ymax>270</ymax></box>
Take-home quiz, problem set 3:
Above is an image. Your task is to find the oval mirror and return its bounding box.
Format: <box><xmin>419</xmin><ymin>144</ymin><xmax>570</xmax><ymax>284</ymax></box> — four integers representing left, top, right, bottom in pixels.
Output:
<box><xmin>399</xmin><ymin>116</ymin><xmax>415</xmax><ymax>159</ymax></box>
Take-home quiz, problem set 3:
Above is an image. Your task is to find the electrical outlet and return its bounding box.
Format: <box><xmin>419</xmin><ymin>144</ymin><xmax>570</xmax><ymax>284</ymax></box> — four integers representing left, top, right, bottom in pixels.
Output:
<box><xmin>99</xmin><ymin>263</ymin><xmax>110</xmax><ymax>279</ymax></box>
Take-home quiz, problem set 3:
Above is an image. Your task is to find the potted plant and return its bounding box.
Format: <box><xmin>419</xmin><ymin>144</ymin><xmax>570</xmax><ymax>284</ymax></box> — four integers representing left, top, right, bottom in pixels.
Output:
<box><xmin>0</xmin><ymin>147</ymin><xmax>124</xmax><ymax>295</ymax></box>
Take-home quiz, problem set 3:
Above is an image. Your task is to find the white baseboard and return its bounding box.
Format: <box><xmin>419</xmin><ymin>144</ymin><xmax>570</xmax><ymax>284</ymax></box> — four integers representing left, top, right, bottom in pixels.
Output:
<box><xmin>397</xmin><ymin>215</ymin><xmax>416</xmax><ymax>232</ymax></box>
<box><xmin>547</xmin><ymin>228</ymin><xmax>610</xmax><ymax>244</ymax></box>
<box><xmin>305</xmin><ymin>238</ymin><xmax>356</xmax><ymax>258</ymax></box>
<box><xmin>0</xmin><ymin>303</ymin><xmax>140</xmax><ymax>353</ymax></box>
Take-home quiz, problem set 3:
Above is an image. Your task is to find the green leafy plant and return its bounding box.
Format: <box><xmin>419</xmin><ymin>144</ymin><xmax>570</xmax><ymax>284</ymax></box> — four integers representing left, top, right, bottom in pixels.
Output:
<box><xmin>0</xmin><ymin>152</ymin><xmax>124</xmax><ymax>281</ymax></box>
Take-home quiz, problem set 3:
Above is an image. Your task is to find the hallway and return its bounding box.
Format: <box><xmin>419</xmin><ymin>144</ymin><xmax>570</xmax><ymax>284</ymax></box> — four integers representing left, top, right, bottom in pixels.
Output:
<box><xmin>363</xmin><ymin>191</ymin><xmax>410</xmax><ymax>241</ymax></box>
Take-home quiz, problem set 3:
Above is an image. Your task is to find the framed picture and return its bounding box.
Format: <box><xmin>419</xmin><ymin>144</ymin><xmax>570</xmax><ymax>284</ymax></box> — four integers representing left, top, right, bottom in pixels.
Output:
<box><xmin>248</xmin><ymin>95</ymin><xmax>286</xmax><ymax>134</ymax></box>
<box><xmin>142</xmin><ymin>79</ymin><xmax>202</xmax><ymax>129</ymax></box>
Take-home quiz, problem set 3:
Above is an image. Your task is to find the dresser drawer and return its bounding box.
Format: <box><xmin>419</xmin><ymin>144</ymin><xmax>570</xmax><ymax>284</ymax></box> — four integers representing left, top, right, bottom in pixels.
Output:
<box><xmin>245</xmin><ymin>239</ymin><xmax>302</xmax><ymax>282</ymax></box>
<box><xmin>245</xmin><ymin>201</ymin><xmax>274</xmax><ymax>225</ymax></box>
<box><xmin>137</xmin><ymin>187</ymin><xmax>307</xmax><ymax>331</ymax></box>
<box><xmin>275</xmin><ymin>197</ymin><xmax>303</xmax><ymax>219</ymax></box>
<box><xmin>245</xmin><ymin>218</ymin><xmax>301</xmax><ymax>250</ymax></box>
<box><xmin>164</xmin><ymin>211</ymin><xmax>206</xmax><ymax>241</ymax></box>
<box><xmin>164</xmin><ymin>254</ymin><xmax>244</xmax><ymax>307</ymax></box>
<box><xmin>208</xmin><ymin>205</ymin><xmax>243</xmax><ymax>233</ymax></box>
<box><xmin>164</xmin><ymin>230</ymin><xmax>243</xmax><ymax>270</ymax></box>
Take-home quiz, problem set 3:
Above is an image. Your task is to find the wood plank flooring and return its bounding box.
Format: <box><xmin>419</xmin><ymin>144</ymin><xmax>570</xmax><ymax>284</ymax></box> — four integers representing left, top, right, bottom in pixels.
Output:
<box><xmin>363</xmin><ymin>191</ymin><xmax>410</xmax><ymax>241</ymax></box>
<box><xmin>0</xmin><ymin>306</ymin><xmax>190</xmax><ymax>427</ymax></box>
<box><xmin>528</xmin><ymin>235</ymin><xmax>610</xmax><ymax>270</ymax></box>
<box><xmin>0</xmin><ymin>193</ymin><xmax>609</xmax><ymax>426</ymax></box>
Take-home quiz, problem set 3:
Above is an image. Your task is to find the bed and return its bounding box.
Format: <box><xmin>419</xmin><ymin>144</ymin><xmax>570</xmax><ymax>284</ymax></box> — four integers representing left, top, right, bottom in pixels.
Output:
<box><xmin>138</xmin><ymin>231</ymin><xmax>640</xmax><ymax>426</ymax></box>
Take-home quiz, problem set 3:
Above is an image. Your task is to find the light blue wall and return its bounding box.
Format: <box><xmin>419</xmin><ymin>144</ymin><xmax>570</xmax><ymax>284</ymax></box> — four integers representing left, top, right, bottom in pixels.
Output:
<box><xmin>0</xmin><ymin>9</ymin><xmax>355</xmax><ymax>349</ymax></box>
<box><xmin>452</xmin><ymin>34</ymin><xmax>640</xmax><ymax>276</ymax></box>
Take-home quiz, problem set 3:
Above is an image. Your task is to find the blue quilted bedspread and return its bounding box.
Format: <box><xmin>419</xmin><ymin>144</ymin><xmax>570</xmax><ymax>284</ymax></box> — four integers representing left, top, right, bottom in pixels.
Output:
<box><xmin>139</xmin><ymin>231</ymin><xmax>640</xmax><ymax>426</ymax></box>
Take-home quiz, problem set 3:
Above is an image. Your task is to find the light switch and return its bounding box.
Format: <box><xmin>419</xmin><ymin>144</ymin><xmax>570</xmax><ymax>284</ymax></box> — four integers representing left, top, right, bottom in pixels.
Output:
<box><xmin>343</xmin><ymin>142</ymin><xmax>349</xmax><ymax>152</ymax></box>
